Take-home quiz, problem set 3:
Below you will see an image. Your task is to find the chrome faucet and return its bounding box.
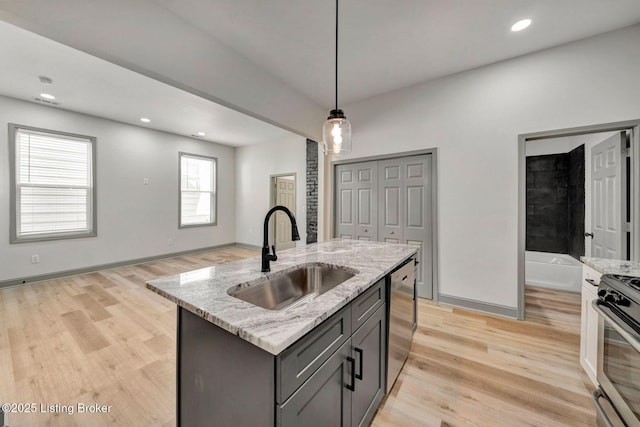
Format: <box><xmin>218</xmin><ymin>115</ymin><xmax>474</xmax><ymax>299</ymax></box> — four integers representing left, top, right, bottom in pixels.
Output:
<box><xmin>262</xmin><ymin>205</ymin><xmax>300</xmax><ymax>272</ymax></box>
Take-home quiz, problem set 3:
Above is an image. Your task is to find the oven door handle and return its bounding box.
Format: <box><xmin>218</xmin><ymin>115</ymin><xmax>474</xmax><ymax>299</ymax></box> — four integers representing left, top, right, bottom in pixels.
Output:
<box><xmin>592</xmin><ymin>300</ymin><xmax>640</xmax><ymax>353</ymax></box>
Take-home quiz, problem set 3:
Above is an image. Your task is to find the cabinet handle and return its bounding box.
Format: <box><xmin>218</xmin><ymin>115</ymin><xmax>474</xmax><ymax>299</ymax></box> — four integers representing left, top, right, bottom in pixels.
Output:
<box><xmin>585</xmin><ymin>278</ymin><xmax>599</xmax><ymax>287</ymax></box>
<box><xmin>346</xmin><ymin>356</ymin><xmax>356</xmax><ymax>391</ymax></box>
<box><xmin>355</xmin><ymin>347</ymin><xmax>363</xmax><ymax>380</ymax></box>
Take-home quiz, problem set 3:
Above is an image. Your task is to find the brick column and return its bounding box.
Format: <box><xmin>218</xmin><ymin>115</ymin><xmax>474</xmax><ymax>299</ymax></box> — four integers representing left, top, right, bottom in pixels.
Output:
<box><xmin>306</xmin><ymin>139</ymin><xmax>319</xmax><ymax>244</ymax></box>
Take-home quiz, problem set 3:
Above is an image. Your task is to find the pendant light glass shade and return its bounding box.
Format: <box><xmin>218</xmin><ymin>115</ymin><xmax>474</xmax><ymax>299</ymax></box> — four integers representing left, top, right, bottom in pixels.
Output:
<box><xmin>323</xmin><ymin>109</ymin><xmax>351</xmax><ymax>154</ymax></box>
<box><xmin>323</xmin><ymin>0</ymin><xmax>351</xmax><ymax>155</ymax></box>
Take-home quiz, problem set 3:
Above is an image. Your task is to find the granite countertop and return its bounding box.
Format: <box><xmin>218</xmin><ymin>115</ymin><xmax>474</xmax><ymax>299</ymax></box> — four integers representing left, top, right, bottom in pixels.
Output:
<box><xmin>581</xmin><ymin>257</ymin><xmax>640</xmax><ymax>276</ymax></box>
<box><xmin>146</xmin><ymin>239</ymin><xmax>417</xmax><ymax>355</ymax></box>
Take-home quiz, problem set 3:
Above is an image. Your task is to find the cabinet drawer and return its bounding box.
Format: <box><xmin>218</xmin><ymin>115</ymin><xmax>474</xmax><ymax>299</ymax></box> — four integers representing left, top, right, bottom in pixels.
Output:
<box><xmin>351</xmin><ymin>278</ymin><xmax>386</xmax><ymax>333</ymax></box>
<box><xmin>277</xmin><ymin>305</ymin><xmax>352</xmax><ymax>403</ymax></box>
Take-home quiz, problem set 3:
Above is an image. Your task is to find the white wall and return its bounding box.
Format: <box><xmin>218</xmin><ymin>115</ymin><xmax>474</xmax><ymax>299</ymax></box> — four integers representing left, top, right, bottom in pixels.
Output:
<box><xmin>326</xmin><ymin>25</ymin><xmax>640</xmax><ymax>309</ymax></box>
<box><xmin>235</xmin><ymin>136</ymin><xmax>310</xmax><ymax>247</ymax></box>
<box><xmin>0</xmin><ymin>95</ymin><xmax>236</xmax><ymax>282</ymax></box>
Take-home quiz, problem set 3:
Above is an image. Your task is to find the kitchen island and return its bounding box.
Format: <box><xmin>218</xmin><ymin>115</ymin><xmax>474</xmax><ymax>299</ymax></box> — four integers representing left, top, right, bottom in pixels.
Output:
<box><xmin>147</xmin><ymin>239</ymin><xmax>417</xmax><ymax>427</ymax></box>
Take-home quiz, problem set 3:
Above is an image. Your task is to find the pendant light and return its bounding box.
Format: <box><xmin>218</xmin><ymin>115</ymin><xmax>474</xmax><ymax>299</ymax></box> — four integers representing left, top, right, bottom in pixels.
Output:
<box><xmin>323</xmin><ymin>0</ymin><xmax>351</xmax><ymax>155</ymax></box>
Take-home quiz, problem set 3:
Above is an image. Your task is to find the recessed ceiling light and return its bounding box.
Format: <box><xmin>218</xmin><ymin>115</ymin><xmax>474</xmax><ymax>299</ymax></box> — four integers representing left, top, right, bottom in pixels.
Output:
<box><xmin>511</xmin><ymin>19</ymin><xmax>532</xmax><ymax>32</ymax></box>
<box><xmin>38</xmin><ymin>76</ymin><xmax>53</xmax><ymax>85</ymax></box>
<box><xmin>40</xmin><ymin>93</ymin><xmax>55</xmax><ymax>100</ymax></box>
<box><xmin>140</xmin><ymin>117</ymin><xmax>151</xmax><ymax>123</ymax></box>
<box><xmin>197</xmin><ymin>132</ymin><xmax>206</xmax><ymax>137</ymax></box>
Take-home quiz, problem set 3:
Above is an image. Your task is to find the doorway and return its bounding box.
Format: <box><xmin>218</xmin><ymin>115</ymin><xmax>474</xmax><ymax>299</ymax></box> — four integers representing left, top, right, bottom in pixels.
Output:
<box><xmin>518</xmin><ymin>120</ymin><xmax>640</xmax><ymax>319</ymax></box>
<box><xmin>270</xmin><ymin>174</ymin><xmax>296</xmax><ymax>250</ymax></box>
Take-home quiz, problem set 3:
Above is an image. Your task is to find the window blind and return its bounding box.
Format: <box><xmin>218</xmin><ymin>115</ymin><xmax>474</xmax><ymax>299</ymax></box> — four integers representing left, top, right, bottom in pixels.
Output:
<box><xmin>180</xmin><ymin>154</ymin><xmax>216</xmax><ymax>226</ymax></box>
<box><xmin>15</xmin><ymin>128</ymin><xmax>94</xmax><ymax>239</ymax></box>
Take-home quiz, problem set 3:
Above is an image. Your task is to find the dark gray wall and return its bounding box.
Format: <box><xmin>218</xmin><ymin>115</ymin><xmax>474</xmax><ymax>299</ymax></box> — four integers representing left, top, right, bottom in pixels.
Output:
<box><xmin>568</xmin><ymin>145</ymin><xmax>585</xmax><ymax>259</ymax></box>
<box><xmin>526</xmin><ymin>154</ymin><xmax>569</xmax><ymax>254</ymax></box>
<box><xmin>526</xmin><ymin>147</ymin><xmax>585</xmax><ymax>259</ymax></box>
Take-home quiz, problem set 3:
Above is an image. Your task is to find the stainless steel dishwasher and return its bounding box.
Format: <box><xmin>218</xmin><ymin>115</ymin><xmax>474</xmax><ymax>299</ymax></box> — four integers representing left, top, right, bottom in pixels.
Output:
<box><xmin>386</xmin><ymin>257</ymin><xmax>416</xmax><ymax>393</ymax></box>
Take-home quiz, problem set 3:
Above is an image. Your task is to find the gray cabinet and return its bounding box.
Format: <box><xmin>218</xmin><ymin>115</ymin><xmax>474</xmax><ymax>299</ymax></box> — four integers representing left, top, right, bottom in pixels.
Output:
<box><xmin>177</xmin><ymin>275</ymin><xmax>395</xmax><ymax>427</ymax></box>
<box><xmin>278</xmin><ymin>304</ymin><xmax>386</xmax><ymax>427</ymax></box>
<box><xmin>277</xmin><ymin>278</ymin><xmax>387</xmax><ymax>427</ymax></box>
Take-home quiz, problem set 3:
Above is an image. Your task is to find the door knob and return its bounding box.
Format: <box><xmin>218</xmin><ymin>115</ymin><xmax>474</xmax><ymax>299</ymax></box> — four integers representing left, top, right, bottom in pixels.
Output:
<box><xmin>390</xmin><ymin>231</ymin><xmax>395</xmax><ymax>235</ymax></box>
<box><xmin>364</xmin><ymin>229</ymin><xmax>368</xmax><ymax>232</ymax></box>
<box><xmin>585</xmin><ymin>232</ymin><xmax>594</xmax><ymax>238</ymax></box>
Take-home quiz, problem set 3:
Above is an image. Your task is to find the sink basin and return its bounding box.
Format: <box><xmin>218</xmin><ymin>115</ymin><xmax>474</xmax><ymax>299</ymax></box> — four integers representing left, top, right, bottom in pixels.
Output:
<box><xmin>228</xmin><ymin>263</ymin><xmax>357</xmax><ymax>310</ymax></box>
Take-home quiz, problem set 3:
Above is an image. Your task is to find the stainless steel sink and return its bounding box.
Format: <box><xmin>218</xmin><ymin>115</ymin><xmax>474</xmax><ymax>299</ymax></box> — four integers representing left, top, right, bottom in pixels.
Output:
<box><xmin>228</xmin><ymin>263</ymin><xmax>357</xmax><ymax>310</ymax></box>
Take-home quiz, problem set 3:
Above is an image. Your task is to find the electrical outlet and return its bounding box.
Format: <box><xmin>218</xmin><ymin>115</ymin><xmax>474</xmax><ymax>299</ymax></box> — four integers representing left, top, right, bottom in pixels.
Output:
<box><xmin>167</xmin><ymin>238</ymin><xmax>173</xmax><ymax>246</ymax></box>
<box><xmin>143</xmin><ymin>178</ymin><xmax>149</xmax><ymax>185</ymax></box>
<box><xmin>31</xmin><ymin>254</ymin><xmax>40</xmax><ymax>264</ymax></box>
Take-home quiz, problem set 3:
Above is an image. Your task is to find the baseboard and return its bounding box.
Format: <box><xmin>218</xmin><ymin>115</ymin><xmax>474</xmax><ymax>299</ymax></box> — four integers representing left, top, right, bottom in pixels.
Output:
<box><xmin>234</xmin><ymin>242</ymin><xmax>262</xmax><ymax>251</ymax></box>
<box><xmin>0</xmin><ymin>242</ymin><xmax>258</xmax><ymax>289</ymax></box>
<box><xmin>437</xmin><ymin>293</ymin><xmax>519</xmax><ymax>319</ymax></box>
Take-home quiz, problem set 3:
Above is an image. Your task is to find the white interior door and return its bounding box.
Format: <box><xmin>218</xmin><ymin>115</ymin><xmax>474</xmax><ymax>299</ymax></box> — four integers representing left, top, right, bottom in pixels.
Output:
<box><xmin>274</xmin><ymin>176</ymin><xmax>296</xmax><ymax>250</ymax></box>
<box><xmin>590</xmin><ymin>133</ymin><xmax>623</xmax><ymax>258</ymax></box>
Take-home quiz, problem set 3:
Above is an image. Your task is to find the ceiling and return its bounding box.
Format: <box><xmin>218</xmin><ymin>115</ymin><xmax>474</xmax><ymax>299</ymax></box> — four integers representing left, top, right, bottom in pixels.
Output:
<box><xmin>1</xmin><ymin>1</ymin><xmax>640</xmax><ymax>142</ymax></box>
<box><xmin>156</xmin><ymin>0</ymin><xmax>640</xmax><ymax>107</ymax></box>
<box><xmin>0</xmin><ymin>21</ymin><xmax>298</xmax><ymax>146</ymax></box>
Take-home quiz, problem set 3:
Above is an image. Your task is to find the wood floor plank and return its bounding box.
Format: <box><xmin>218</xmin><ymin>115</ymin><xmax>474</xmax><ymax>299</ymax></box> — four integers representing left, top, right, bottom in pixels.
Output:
<box><xmin>73</xmin><ymin>293</ymin><xmax>113</xmax><ymax>322</ymax></box>
<box><xmin>60</xmin><ymin>310</ymin><xmax>110</xmax><ymax>354</ymax></box>
<box><xmin>82</xmin><ymin>284</ymin><xmax>119</xmax><ymax>307</ymax></box>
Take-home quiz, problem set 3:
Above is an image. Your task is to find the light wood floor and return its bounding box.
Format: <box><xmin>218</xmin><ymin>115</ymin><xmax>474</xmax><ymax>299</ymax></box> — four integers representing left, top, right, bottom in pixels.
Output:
<box><xmin>0</xmin><ymin>247</ymin><xmax>596</xmax><ymax>426</ymax></box>
<box><xmin>374</xmin><ymin>286</ymin><xmax>596</xmax><ymax>427</ymax></box>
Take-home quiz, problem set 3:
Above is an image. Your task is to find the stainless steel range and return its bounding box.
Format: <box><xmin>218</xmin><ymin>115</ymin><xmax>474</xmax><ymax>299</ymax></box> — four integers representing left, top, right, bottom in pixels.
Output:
<box><xmin>593</xmin><ymin>274</ymin><xmax>640</xmax><ymax>427</ymax></box>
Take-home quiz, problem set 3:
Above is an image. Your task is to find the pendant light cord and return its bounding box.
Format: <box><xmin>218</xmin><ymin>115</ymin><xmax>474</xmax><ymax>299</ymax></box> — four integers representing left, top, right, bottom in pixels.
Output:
<box><xmin>335</xmin><ymin>0</ymin><xmax>339</xmax><ymax>111</ymax></box>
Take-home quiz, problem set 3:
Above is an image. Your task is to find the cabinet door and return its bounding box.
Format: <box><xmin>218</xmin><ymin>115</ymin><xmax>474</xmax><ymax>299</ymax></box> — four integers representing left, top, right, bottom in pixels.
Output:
<box><xmin>351</xmin><ymin>305</ymin><xmax>386</xmax><ymax>427</ymax></box>
<box><xmin>279</xmin><ymin>340</ymin><xmax>352</xmax><ymax>427</ymax></box>
<box><xmin>580</xmin><ymin>265</ymin><xmax>601</xmax><ymax>386</ymax></box>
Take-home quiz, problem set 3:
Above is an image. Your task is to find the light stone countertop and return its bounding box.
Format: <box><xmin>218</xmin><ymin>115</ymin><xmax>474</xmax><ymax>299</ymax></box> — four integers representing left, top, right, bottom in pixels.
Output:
<box><xmin>581</xmin><ymin>256</ymin><xmax>640</xmax><ymax>277</ymax></box>
<box><xmin>146</xmin><ymin>239</ymin><xmax>417</xmax><ymax>355</ymax></box>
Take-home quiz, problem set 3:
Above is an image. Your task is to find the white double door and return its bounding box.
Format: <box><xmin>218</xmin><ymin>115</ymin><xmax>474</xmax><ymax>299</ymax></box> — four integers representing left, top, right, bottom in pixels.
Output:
<box><xmin>335</xmin><ymin>155</ymin><xmax>433</xmax><ymax>299</ymax></box>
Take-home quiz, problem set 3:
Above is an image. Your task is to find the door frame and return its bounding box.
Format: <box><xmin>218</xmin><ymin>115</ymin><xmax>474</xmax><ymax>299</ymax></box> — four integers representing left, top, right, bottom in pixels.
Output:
<box><xmin>270</xmin><ymin>173</ymin><xmax>297</xmax><ymax>248</ymax></box>
<box><xmin>518</xmin><ymin>120</ymin><xmax>640</xmax><ymax>320</ymax></box>
<box><xmin>329</xmin><ymin>148</ymin><xmax>439</xmax><ymax>302</ymax></box>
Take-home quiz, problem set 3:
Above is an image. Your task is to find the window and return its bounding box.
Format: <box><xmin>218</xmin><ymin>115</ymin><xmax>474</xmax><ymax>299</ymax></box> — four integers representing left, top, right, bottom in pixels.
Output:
<box><xmin>179</xmin><ymin>153</ymin><xmax>216</xmax><ymax>227</ymax></box>
<box><xmin>9</xmin><ymin>124</ymin><xmax>97</xmax><ymax>243</ymax></box>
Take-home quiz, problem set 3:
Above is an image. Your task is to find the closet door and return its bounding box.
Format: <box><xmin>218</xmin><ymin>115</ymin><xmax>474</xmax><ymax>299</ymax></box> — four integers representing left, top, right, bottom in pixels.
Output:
<box><xmin>378</xmin><ymin>159</ymin><xmax>404</xmax><ymax>244</ymax></box>
<box><xmin>403</xmin><ymin>155</ymin><xmax>433</xmax><ymax>299</ymax></box>
<box><xmin>378</xmin><ymin>155</ymin><xmax>433</xmax><ymax>299</ymax></box>
<box><xmin>335</xmin><ymin>162</ymin><xmax>378</xmax><ymax>241</ymax></box>
<box><xmin>335</xmin><ymin>155</ymin><xmax>433</xmax><ymax>299</ymax></box>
